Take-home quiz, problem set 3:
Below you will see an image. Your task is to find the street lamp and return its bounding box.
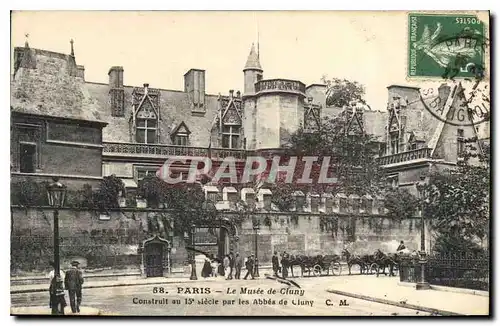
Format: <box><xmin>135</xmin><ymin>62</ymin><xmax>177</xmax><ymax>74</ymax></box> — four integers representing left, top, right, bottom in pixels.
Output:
<box><xmin>253</xmin><ymin>218</ymin><xmax>260</xmax><ymax>277</ymax></box>
<box><xmin>46</xmin><ymin>177</ymin><xmax>67</xmax><ymax>314</ymax></box>
<box><xmin>189</xmin><ymin>223</ymin><xmax>198</xmax><ymax>280</ymax></box>
<box><xmin>415</xmin><ymin>175</ymin><xmax>431</xmax><ymax>290</ymax></box>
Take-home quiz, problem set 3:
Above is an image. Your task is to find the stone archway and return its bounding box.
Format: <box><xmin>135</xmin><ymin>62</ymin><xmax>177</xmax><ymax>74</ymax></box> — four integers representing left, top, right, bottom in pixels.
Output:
<box><xmin>141</xmin><ymin>235</ymin><xmax>171</xmax><ymax>278</ymax></box>
<box><xmin>195</xmin><ymin>218</ymin><xmax>239</xmax><ymax>258</ymax></box>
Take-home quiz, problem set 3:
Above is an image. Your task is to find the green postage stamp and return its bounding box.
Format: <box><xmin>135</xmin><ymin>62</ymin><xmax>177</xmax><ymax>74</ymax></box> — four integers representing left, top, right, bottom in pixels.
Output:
<box><xmin>408</xmin><ymin>13</ymin><xmax>486</xmax><ymax>78</ymax></box>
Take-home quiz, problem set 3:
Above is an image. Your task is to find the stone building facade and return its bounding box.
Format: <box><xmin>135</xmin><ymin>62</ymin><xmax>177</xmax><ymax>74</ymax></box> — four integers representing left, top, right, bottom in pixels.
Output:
<box><xmin>10</xmin><ymin>40</ymin><xmax>488</xmax><ymax>276</ymax></box>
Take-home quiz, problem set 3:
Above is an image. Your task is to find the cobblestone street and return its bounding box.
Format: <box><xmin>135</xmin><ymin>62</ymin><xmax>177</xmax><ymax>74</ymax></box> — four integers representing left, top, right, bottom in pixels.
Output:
<box><xmin>12</xmin><ymin>275</ymin><xmax>433</xmax><ymax>316</ymax></box>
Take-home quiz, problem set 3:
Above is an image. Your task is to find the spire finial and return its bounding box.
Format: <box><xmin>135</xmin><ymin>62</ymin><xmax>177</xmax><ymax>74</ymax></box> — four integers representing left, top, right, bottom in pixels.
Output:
<box><xmin>24</xmin><ymin>33</ymin><xmax>29</xmax><ymax>47</ymax></box>
<box><xmin>257</xmin><ymin>27</ymin><xmax>260</xmax><ymax>59</ymax></box>
<box><xmin>70</xmin><ymin>39</ymin><xmax>74</xmax><ymax>56</ymax></box>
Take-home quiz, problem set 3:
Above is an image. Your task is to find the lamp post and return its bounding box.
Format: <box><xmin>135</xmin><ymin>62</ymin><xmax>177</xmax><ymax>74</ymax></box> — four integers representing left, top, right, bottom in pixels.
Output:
<box><xmin>46</xmin><ymin>177</ymin><xmax>67</xmax><ymax>314</ymax></box>
<box><xmin>253</xmin><ymin>220</ymin><xmax>260</xmax><ymax>277</ymax></box>
<box><xmin>415</xmin><ymin>175</ymin><xmax>430</xmax><ymax>290</ymax></box>
<box><xmin>189</xmin><ymin>223</ymin><xmax>198</xmax><ymax>280</ymax></box>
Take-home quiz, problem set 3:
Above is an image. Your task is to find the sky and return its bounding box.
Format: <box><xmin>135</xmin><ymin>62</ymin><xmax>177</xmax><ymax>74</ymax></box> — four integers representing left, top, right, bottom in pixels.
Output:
<box><xmin>9</xmin><ymin>11</ymin><xmax>488</xmax><ymax>112</ymax></box>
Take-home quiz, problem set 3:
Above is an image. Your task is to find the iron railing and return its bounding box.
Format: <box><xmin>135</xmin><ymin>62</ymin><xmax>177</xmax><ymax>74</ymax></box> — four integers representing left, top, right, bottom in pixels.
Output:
<box><xmin>399</xmin><ymin>252</ymin><xmax>490</xmax><ymax>291</ymax></box>
<box><xmin>377</xmin><ymin>147</ymin><xmax>432</xmax><ymax>166</ymax></box>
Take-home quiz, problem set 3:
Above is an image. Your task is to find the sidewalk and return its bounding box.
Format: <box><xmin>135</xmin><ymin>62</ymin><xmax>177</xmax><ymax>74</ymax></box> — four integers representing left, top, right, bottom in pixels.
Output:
<box><xmin>326</xmin><ymin>275</ymin><xmax>489</xmax><ymax>316</ymax></box>
<box><xmin>11</xmin><ymin>276</ymin><xmax>221</xmax><ymax>294</ymax></box>
<box><xmin>11</xmin><ymin>265</ymin><xmax>276</xmax><ymax>294</ymax></box>
<box><xmin>11</xmin><ymin>306</ymin><xmax>101</xmax><ymax>316</ymax></box>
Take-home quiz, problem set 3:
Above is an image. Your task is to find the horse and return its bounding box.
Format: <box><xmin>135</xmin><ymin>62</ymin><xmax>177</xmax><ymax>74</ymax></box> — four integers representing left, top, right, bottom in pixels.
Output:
<box><xmin>373</xmin><ymin>249</ymin><xmax>397</xmax><ymax>277</ymax></box>
<box><xmin>341</xmin><ymin>248</ymin><xmax>366</xmax><ymax>275</ymax></box>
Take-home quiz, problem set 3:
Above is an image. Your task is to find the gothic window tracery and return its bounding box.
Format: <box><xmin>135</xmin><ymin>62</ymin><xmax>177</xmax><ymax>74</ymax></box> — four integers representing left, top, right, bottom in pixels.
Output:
<box><xmin>304</xmin><ymin>104</ymin><xmax>321</xmax><ymax>132</ymax></box>
<box><xmin>136</xmin><ymin>99</ymin><xmax>158</xmax><ymax>144</ymax></box>
<box><xmin>218</xmin><ymin>94</ymin><xmax>242</xmax><ymax>149</ymax></box>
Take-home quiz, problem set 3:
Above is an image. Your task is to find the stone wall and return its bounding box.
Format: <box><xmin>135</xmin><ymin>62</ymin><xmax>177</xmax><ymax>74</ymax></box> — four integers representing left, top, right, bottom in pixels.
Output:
<box><xmin>11</xmin><ymin>207</ymin><xmax>422</xmax><ymax>276</ymax></box>
<box><xmin>236</xmin><ymin>213</ymin><xmax>421</xmax><ymax>262</ymax></box>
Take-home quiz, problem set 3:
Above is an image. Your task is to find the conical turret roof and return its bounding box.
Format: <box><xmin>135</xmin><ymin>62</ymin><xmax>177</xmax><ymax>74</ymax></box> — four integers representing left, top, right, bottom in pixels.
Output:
<box><xmin>244</xmin><ymin>43</ymin><xmax>262</xmax><ymax>71</ymax></box>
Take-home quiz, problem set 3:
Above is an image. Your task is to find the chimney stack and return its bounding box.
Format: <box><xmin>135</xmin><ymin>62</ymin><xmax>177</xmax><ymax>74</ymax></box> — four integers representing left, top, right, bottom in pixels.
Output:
<box><xmin>184</xmin><ymin>69</ymin><xmax>206</xmax><ymax>110</ymax></box>
<box><xmin>108</xmin><ymin>66</ymin><xmax>124</xmax><ymax>88</ymax></box>
<box><xmin>109</xmin><ymin>66</ymin><xmax>125</xmax><ymax>117</ymax></box>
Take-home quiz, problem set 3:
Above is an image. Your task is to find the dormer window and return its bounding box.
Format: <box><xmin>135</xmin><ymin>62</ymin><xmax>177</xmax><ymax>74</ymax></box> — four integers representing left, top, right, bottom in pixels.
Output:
<box><xmin>222</xmin><ymin>125</ymin><xmax>240</xmax><ymax>149</ymax></box>
<box><xmin>174</xmin><ymin>133</ymin><xmax>189</xmax><ymax>146</ymax></box>
<box><xmin>304</xmin><ymin>100</ymin><xmax>321</xmax><ymax>133</ymax></box>
<box><xmin>133</xmin><ymin>85</ymin><xmax>159</xmax><ymax>144</ymax></box>
<box><xmin>390</xmin><ymin>132</ymin><xmax>399</xmax><ymax>154</ymax></box>
<box><xmin>136</xmin><ymin>115</ymin><xmax>157</xmax><ymax>144</ymax></box>
<box><xmin>170</xmin><ymin>121</ymin><xmax>191</xmax><ymax>146</ymax></box>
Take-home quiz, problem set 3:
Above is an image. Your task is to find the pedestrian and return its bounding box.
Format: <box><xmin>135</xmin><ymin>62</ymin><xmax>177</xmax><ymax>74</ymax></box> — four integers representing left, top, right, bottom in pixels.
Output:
<box><xmin>48</xmin><ymin>261</ymin><xmax>66</xmax><ymax>314</ymax></box>
<box><xmin>396</xmin><ymin>241</ymin><xmax>406</xmax><ymax>252</ymax></box>
<box><xmin>223</xmin><ymin>255</ymin><xmax>231</xmax><ymax>280</ymax></box>
<box><xmin>64</xmin><ymin>260</ymin><xmax>84</xmax><ymax>313</ymax></box>
<box><xmin>228</xmin><ymin>252</ymin><xmax>235</xmax><ymax>280</ymax></box>
<box><xmin>234</xmin><ymin>253</ymin><xmax>242</xmax><ymax>279</ymax></box>
<box><xmin>210</xmin><ymin>258</ymin><xmax>219</xmax><ymax>277</ymax></box>
<box><xmin>201</xmin><ymin>257</ymin><xmax>212</xmax><ymax>278</ymax></box>
<box><xmin>243</xmin><ymin>255</ymin><xmax>255</xmax><ymax>280</ymax></box>
<box><xmin>281</xmin><ymin>251</ymin><xmax>289</xmax><ymax>278</ymax></box>
<box><xmin>272</xmin><ymin>251</ymin><xmax>280</xmax><ymax>276</ymax></box>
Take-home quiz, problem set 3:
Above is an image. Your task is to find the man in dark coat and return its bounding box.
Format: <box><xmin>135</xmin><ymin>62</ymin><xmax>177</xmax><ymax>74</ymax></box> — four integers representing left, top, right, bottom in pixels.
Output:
<box><xmin>396</xmin><ymin>241</ymin><xmax>406</xmax><ymax>252</ymax></box>
<box><xmin>243</xmin><ymin>255</ymin><xmax>255</xmax><ymax>280</ymax></box>
<box><xmin>48</xmin><ymin>261</ymin><xmax>66</xmax><ymax>315</ymax></box>
<box><xmin>201</xmin><ymin>257</ymin><xmax>212</xmax><ymax>278</ymax></box>
<box><xmin>272</xmin><ymin>252</ymin><xmax>280</xmax><ymax>276</ymax></box>
<box><xmin>228</xmin><ymin>252</ymin><xmax>235</xmax><ymax>280</ymax></box>
<box><xmin>64</xmin><ymin>261</ymin><xmax>84</xmax><ymax>313</ymax></box>
<box><xmin>234</xmin><ymin>253</ymin><xmax>243</xmax><ymax>279</ymax></box>
<box><xmin>281</xmin><ymin>251</ymin><xmax>290</xmax><ymax>278</ymax></box>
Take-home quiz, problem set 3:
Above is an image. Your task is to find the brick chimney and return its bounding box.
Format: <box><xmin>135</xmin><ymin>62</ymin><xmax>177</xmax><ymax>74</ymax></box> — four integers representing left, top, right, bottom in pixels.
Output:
<box><xmin>109</xmin><ymin>66</ymin><xmax>125</xmax><ymax>117</ymax></box>
<box><xmin>184</xmin><ymin>69</ymin><xmax>206</xmax><ymax>111</ymax></box>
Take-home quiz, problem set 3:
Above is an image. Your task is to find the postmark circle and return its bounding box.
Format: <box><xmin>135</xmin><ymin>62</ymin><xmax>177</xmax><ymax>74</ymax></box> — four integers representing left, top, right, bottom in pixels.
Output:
<box><xmin>419</xmin><ymin>81</ymin><xmax>489</xmax><ymax>127</ymax></box>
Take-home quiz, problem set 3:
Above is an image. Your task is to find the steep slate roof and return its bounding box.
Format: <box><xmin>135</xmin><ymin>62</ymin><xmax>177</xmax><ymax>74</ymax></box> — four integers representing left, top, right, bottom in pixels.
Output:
<box><xmin>85</xmin><ymin>82</ymin><xmax>221</xmax><ymax>146</ymax></box>
<box><xmin>11</xmin><ymin>47</ymin><xmax>105</xmax><ymax>123</ymax></box>
<box><xmin>363</xmin><ymin>110</ymin><xmax>387</xmax><ymax>141</ymax></box>
<box><xmin>243</xmin><ymin>43</ymin><xmax>262</xmax><ymax>71</ymax></box>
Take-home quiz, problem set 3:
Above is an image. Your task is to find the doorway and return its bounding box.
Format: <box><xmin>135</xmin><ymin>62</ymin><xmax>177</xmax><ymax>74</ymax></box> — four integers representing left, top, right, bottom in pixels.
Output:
<box><xmin>144</xmin><ymin>241</ymin><xmax>166</xmax><ymax>278</ymax></box>
<box><xmin>19</xmin><ymin>143</ymin><xmax>36</xmax><ymax>173</ymax></box>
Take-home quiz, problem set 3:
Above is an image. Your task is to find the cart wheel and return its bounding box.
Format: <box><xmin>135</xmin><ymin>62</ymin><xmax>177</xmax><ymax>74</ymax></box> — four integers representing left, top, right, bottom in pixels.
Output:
<box><xmin>313</xmin><ymin>265</ymin><xmax>322</xmax><ymax>276</ymax></box>
<box><xmin>370</xmin><ymin>263</ymin><xmax>379</xmax><ymax>275</ymax></box>
<box><xmin>330</xmin><ymin>262</ymin><xmax>342</xmax><ymax>276</ymax></box>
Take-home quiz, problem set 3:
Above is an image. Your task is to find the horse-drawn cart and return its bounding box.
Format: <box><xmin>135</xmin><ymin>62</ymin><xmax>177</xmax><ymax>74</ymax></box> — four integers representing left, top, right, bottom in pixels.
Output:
<box><xmin>291</xmin><ymin>254</ymin><xmax>342</xmax><ymax>277</ymax></box>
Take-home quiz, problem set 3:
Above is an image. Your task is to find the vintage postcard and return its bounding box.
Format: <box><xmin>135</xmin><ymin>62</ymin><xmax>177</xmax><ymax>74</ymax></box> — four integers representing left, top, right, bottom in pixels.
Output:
<box><xmin>10</xmin><ymin>10</ymin><xmax>490</xmax><ymax>317</ymax></box>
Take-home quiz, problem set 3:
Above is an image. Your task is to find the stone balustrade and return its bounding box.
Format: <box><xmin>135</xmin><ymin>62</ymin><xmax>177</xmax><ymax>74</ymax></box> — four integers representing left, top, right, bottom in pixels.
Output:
<box><xmin>254</xmin><ymin>79</ymin><xmax>306</xmax><ymax>96</ymax></box>
<box><xmin>377</xmin><ymin>147</ymin><xmax>432</xmax><ymax>166</ymax></box>
<box><xmin>103</xmin><ymin>142</ymin><xmax>247</xmax><ymax>160</ymax></box>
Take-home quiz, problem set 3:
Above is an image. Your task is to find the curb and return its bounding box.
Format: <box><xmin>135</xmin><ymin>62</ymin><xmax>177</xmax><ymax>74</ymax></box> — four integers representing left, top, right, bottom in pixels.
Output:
<box><xmin>397</xmin><ymin>281</ymin><xmax>489</xmax><ymax>297</ymax></box>
<box><xmin>11</xmin><ymin>278</ymin><xmax>220</xmax><ymax>294</ymax></box>
<box><xmin>11</xmin><ymin>306</ymin><xmax>101</xmax><ymax>316</ymax></box>
<box><xmin>326</xmin><ymin>289</ymin><xmax>463</xmax><ymax>316</ymax></box>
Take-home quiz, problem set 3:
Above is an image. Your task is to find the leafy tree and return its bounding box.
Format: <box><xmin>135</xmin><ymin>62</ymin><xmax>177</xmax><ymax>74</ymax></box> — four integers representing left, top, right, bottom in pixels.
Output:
<box><xmin>384</xmin><ymin>188</ymin><xmax>419</xmax><ymax>220</ymax></box>
<box><xmin>93</xmin><ymin>175</ymin><xmax>126</xmax><ymax>210</ymax></box>
<box><xmin>137</xmin><ymin>176</ymin><xmax>216</xmax><ymax>235</ymax></box>
<box><xmin>321</xmin><ymin>76</ymin><xmax>371</xmax><ymax>109</ymax></box>
<box><xmin>11</xmin><ymin>179</ymin><xmax>49</xmax><ymax>207</ymax></box>
<box><xmin>423</xmin><ymin>138</ymin><xmax>490</xmax><ymax>254</ymax></box>
<box><xmin>136</xmin><ymin>175</ymin><xmax>170</xmax><ymax>208</ymax></box>
<box><xmin>285</xmin><ymin>114</ymin><xmax>382</xmax><ymax>195</ymax></box>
